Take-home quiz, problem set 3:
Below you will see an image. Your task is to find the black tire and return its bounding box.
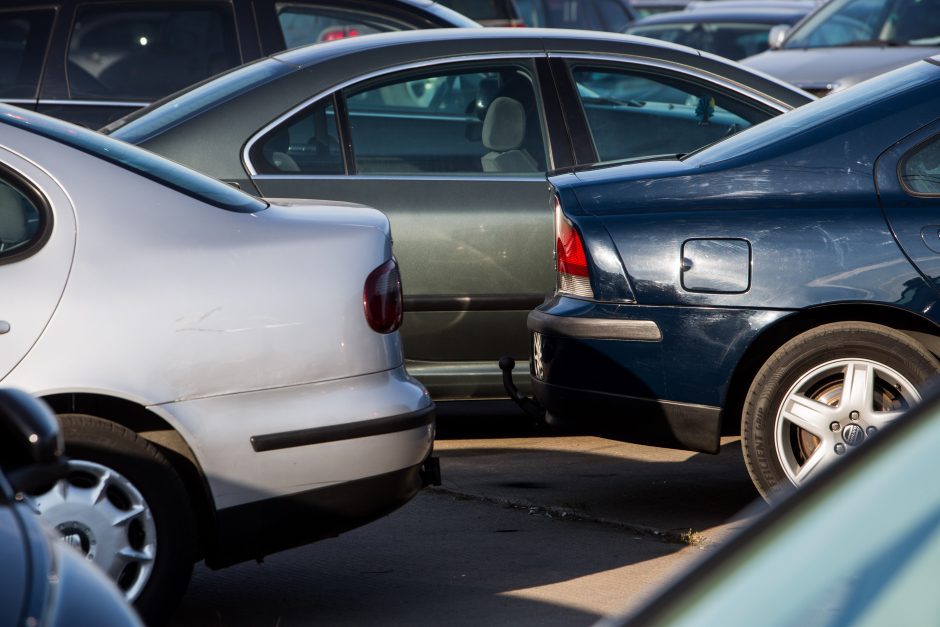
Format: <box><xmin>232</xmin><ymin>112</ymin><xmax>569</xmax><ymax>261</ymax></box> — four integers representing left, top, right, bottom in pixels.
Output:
<box><xmin>741</xmin><ymin>322</ymin><xmax>939</xmax><ymax>500</ymax></box>
<box><xmin>55</xmin><ymin>414</ymin><xmax>196</xmax><ymax>626</ymax></box>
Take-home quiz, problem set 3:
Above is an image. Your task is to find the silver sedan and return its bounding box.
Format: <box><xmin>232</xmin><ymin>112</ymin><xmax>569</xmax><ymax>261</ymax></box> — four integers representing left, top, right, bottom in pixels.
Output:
<box><xmin>0</xmin><ymin>104</ymin><xmax>436</xmax><ymax>625</ymax></box>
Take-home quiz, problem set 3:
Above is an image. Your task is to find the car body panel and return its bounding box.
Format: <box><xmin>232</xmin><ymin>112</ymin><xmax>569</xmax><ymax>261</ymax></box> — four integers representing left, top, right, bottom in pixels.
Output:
<box><xmin>744</xmin><ymin>46</ymin><xmax>940</xmax><ymax>93</ymax></box>
<box><xmin>532</xmin><ymin>59</ymin><xmax>940</xmax><ymax>453</ymax></box>
<box><xmin>0</xmin><ymin>146</ymin><xmax>76</xmax><ymax>381</ymax></box>
<box><xmin>0</xmin><ymin>105</ymin><xmax>433</xmax><ymax>566</ymax></box>
<box><xmin>109</xmin><ymin>28</ymin><xmax>811</xmax><ymax>401</ymax></box>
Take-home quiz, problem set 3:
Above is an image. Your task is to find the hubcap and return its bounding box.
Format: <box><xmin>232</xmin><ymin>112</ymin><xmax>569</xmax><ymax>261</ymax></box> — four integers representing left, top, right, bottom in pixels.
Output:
<box><xmin>774</xmin><ymin>358</ymin><xmax>919</xmax><ymax>486</ymax></box>
<box><xmin>27</xmin><ymin>460</ymin><xmax>157</xmax><ymax>602</ymax></box>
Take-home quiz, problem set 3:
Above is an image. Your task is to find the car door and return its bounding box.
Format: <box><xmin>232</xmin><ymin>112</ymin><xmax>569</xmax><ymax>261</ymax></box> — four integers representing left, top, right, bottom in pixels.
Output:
<box><xmin>0</xmin><ymin>147</ymin><xmax>75</xmax><ymax>381</ymax></box>
<box><xmin>875</xmin><ymin>120</ymin><xmax>940</xmax><ymax>296</ymax></box>
<box><xmin>248</xmin><ymin>57</ymin><xmax>557</xmax><ymax>398</ymax></box>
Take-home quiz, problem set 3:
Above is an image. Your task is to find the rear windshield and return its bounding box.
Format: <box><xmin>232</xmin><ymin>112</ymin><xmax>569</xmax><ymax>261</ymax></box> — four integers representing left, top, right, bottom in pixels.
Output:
<box><xmin>103</xmin><ymin>57</ymin><xmax>294</xmax><ymax>142</ymax></box>
<box><xmin>0</xmin><ymin>106</ymin><xmax>267</xmax><ymax>213</ymax></box>
<box><xmin>684</xmin><ymin>60</ymin><xmax>937</xmax><ymax>165</ymax></box>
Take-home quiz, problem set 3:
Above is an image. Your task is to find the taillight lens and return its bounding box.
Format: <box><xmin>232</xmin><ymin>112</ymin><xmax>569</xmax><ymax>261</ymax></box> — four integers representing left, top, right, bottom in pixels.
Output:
<box><xmin>363</xmin><ymin>258</ymin><xmax>402</xmax><ymax>334</ymax></box>
<box><xmin>554</xmin><ymin>196</ymin><xmax>594</xmax><ymax>299</ymax></box>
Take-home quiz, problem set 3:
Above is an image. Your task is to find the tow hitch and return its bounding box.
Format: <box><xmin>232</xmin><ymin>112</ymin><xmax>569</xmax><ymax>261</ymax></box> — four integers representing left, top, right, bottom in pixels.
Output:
<box><xmin>498</xmin><ymin>356</ymin><xmax>546</xmax><ymax>422</ymax></box>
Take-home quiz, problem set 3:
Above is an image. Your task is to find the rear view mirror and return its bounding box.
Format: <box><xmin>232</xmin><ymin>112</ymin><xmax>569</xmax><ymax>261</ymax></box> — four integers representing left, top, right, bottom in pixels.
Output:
<box><xmin>0</xmin><ymin>389</ymin><xmax>66</xmax><ymax>493</ymax></box>
<box><xmin>768</xmin><ymin>24</ymin><xmax>790</xmax><ymax>49</ymax></box>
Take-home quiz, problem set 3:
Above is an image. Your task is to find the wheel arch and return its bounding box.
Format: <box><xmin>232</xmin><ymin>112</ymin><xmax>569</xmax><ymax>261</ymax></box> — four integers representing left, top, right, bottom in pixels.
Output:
<box><xmin>720</xmin><ymin>303</ymin><xmax>940</xmax><ymax>436</ymax></box>
<box><xmin>40</xmin><ymin>392</ymin><xmax>216</xmax><ymax>559</ymax></box>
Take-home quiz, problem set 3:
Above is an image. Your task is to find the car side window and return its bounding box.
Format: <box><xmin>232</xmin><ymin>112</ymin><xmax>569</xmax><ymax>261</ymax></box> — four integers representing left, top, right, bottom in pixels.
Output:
<box><xmin>0</xmin><ymin>9</ymin><xmax>54</xmax><ymax>99</ymax></box>
<box><xmin>275</xmin><ymin>3</ymin><xmax>412</xmax><ymax>47</ymax></box>
<box><xmin>251</xmin><ymin>98</ymin><xmax>344</xmax><ymax>175</ymax></box>
<box><xmin>0</xmin><ymin>173</ymin><xmax>45</xmax><ymax>260</ymax></box>
<box><xmin>571</xmin><ymin>65</ymin><xmax>771</xmax><ymax>164</ymax></box>
<box><xmin>67</xmin><ymin>4</ymin><xmax>241</xmax><ymax>101</ymax></box>
<box><xmin>544</xmin><ymin>0</ymin><xmax>601</xmax><ymax>29</ymax></box>
<box><xmin>900</xmin><ymin>135</ymin><xmax>940</xmax><ymax>196</ymax></box>
<box><xmin>343</xmin><ymin>64</ymin><xmax>548</xmax><ymax>175</ymax></box>
<box><xmin>594</xmin><ymin>0</ymin><xmax>632</xmax><ymax>31</ymax></box>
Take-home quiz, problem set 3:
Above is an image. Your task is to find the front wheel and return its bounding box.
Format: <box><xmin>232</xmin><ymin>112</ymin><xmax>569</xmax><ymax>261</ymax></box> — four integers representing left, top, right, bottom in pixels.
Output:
<box><xmin>28</xmin><ymin>414</ymin><xmax>196</xmax><ymax>625</ymax></box>
<box><xmin>741</xmin><ymin>322</ymin><xmax>939</xmax><ymax>499</ymax></box>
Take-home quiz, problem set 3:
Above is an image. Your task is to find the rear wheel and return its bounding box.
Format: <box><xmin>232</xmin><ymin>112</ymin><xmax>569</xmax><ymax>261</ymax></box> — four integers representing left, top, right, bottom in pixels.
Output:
<box><xmin>28</xmin><ymin>414</ymin><xmax>195</xmax><ymax>625</ymax></box>
<box><xmin>742</xmin><ymin>322</ymin><xmax>938</xmax><ymax>499</ymax></box>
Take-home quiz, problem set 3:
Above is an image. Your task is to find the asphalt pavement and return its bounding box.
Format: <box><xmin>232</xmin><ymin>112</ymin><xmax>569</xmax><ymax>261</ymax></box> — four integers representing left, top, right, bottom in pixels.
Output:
<box><xmin>170</xmin><ymin>411</ymin><xmax>764</xmax><ymax>626</ymax></box>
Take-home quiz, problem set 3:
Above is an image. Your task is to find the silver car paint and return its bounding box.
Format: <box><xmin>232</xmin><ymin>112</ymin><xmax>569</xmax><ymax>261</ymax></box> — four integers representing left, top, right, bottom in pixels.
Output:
<box><xmin>0</xmin><ymin>124</ymin><xmax>432</xmax><ymax>509</ymax></box>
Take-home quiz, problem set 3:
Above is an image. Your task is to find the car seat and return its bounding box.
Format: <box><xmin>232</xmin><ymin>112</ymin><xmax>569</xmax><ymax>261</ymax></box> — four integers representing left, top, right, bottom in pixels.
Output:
<box><xmin>480</xmin><ymin>96</ymin><xmax>539</xmax><ymax>173</ymax></box>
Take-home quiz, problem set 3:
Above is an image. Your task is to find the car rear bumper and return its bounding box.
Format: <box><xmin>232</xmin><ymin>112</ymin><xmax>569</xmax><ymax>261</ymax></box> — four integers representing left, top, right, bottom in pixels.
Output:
<box><xmin>158</xmin><ymin>366</ymin><xmax>435</xmax><ymax>511</ymax></box>
<box><xmin>528</xmin><ymin>299</ymin><xmax>791</xmax><ymax>453</ymax></box>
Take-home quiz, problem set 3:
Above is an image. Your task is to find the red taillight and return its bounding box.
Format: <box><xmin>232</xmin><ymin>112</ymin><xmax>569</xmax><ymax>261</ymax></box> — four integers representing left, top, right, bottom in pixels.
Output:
<box><xmin>555</xmin><ymin>197</ymin><xmax>589</xmax><ymax>277</ymax></box>
<box><xmin>320</xmin><ymin>27</ymin><xmax>361</xmax><ymax>42</ymax></box>
<box><xmin>508</xmin><ymin>19</ymin><xmax>527</xmax><ymax>27</ymax></box>
<box><xmin>363</xmin><ymin>258</ymin><xmax>402</xmax><ymax>334</ymax></box>
<box><xmin>554</xmin><ymin>195</ymin><xmax>594</xmax><ymax>299</ymax></box>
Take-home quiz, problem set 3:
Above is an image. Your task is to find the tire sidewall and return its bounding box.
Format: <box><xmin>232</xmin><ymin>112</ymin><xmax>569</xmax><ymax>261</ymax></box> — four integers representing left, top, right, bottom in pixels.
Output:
<box><xmin>743</xmin><ymin>324</ymin><xmax>938</xmax><ymax>499</ymax></box>
<box><xmin>58</xmin><ymin>415</ymin><xmax>195</xmax><ymax>626</ymax></box>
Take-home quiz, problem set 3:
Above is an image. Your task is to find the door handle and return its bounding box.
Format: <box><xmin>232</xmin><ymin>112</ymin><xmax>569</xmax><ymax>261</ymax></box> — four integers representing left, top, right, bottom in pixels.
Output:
<box><xmin>0</xmin><ymin>321</ymin><xmax>9</xmax><ymax>334</ymax></box>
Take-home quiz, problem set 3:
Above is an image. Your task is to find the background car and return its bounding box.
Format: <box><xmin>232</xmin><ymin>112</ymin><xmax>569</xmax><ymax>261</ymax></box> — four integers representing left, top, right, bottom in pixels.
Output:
<box><xmin>624</xmin><ymin>2</ymin><xmax>813</xmax><ymax>60</ymax></box>
<box><xmin>601</xmin><ymin>387</ymin><xmax>940</xmax><ymax>627</ymax></box>
<box><xmin>103</xmin><ymin>28</ymin><xmax>812</xmax><ymax>404</ymax></box>
<box><xmin>0</xmin><ymin>0</ymin><xmax>477</xmax><ymax>128</ymax></box>
<box><xmin>742</xmin><ymin>0</ymin><xmax>940</xmax><ymax>96</ymax></box>
<box><xmin>0</xmin><ymin>389</ymin><xmax>142</xmax><ymax>627</ymax></box>
<box><xmin>438</xmin><ymin>0</ymin><xmax>637</xmax><ymax>30</ymax></box>
<box><xmin>0</xmin><ymin>103</ymin><xmax>437</xmax><ymax>623</ymax></box>
<box><xmin>527</xmin><ymin>56</ymin><xmax>940</xmax><ymax>498</ymax></box>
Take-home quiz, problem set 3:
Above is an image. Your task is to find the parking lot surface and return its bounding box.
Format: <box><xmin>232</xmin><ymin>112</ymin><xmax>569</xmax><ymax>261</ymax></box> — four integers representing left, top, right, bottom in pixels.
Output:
<box><xmin>171</xmin><ymin>412</ymin><xmax>765</xmax><ymax>626</ymax></box>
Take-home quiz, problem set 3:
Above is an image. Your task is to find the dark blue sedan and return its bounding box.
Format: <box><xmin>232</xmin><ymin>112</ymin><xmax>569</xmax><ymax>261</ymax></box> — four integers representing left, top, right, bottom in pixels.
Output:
<box><xmin>530</xmin><ymin>55</ymin><xmax>940</xmax><ymax>498</ymax></box>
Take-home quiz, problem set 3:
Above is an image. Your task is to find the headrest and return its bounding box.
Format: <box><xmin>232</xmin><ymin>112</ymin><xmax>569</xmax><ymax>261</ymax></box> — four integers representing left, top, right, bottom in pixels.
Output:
<box><xmin>482</xmin><ymin>97</ymin><xmax>526</xmax><ymax>152</ymax></box>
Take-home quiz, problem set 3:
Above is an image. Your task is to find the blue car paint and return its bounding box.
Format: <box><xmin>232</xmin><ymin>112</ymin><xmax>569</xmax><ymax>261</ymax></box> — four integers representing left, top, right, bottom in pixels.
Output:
<box><xmin>535</xmin><ymin>58</ymin><xmax>940</xmax><ymax>453</ymax></box>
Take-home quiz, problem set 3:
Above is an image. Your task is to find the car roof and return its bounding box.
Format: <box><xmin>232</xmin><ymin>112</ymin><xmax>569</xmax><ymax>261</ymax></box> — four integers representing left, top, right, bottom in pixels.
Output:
<box><xmin>267</xmin><ymin>27</ymin><xmax>810</xmax><ymax>105</ymax></box>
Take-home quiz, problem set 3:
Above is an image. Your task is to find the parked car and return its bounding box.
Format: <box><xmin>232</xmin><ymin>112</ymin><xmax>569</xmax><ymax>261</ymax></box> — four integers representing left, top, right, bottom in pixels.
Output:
<box><xmin>0</xmin><ymin>103</ymin><xmax>438</xmax><ymax>623</ymax></box>
<box><xmin>103</xmin><ymin>28</ymin><xmax>812</xmax><ymax>404</ymax></box>
<box><xmin>630</xmin><ymin>0</ymin><xmax>691</xmax><ymax>18</ymax></box>
<box><xmin>0</xmin><ymin>0</ymin><xmax>477</xmax><ymax>129</ymax></box>
<box><xmin>742</xmin><ymin>0</ymin><xmax>940</xmax><ymax>96</ymax></box>
<box><xmin>624</xmin><ymin>3</ymin><xmax>813</xmax><ymax>60</ymax></box>
<box><xmin>601</xmin><ymin>387</ymin><xmax>940</xmax><ymax>627</ymax></box>
<box><xmin>523</xmin><ymin>56</ymin><xmax>940</xmax><ymax>498</ymax></box>
<box><xmin>0</xmin><ymin>388</ymin><xmax>142</xmax><ymax>627</ymax></box>
<box><xmin>438</xmin><ymin>0</ymin><xmax>637</xmax><ymax>30</ymax></box>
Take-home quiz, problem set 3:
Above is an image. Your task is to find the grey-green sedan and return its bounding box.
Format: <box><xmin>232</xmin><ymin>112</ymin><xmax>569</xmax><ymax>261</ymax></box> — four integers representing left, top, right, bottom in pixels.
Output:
<box><xmin>104</xmin><ymin>28</ymin><xmax>812</xmax><ymax>402</ymax></box>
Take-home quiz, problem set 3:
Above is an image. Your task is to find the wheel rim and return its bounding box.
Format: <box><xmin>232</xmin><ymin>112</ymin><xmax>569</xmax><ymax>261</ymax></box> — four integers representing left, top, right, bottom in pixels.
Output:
<box><xmin>774</xmin><ymin>358</ymin><xmax>920</xmax><ymax>486</ymax></box>
<box><xmin>27</xmin><ymin>459</ymin><xmax>157</xmax><ymax>602</ymax></box>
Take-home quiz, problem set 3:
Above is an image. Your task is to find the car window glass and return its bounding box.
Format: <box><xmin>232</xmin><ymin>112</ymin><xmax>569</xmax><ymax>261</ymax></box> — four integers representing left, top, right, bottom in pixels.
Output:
<box><xmin>511</xmin><ymin>0</ymin><xmax>546</xmax><ymax>26</ymax></box>
<box><xmin>343</xmin><ymin>64</ymin><xmax>547</xmax><ymax>175</ymax></box>
<box><xmin>625</xmin><ymin>22</ymin><xmax>778</xmax><ymax>59</ymax></box>
<box><xmin>544</xmin><ymin>0</ymin><xmax>600</xmax><ymax>29</ymax></box>
<box><xmin>785</xmin><ymin>0</ymin><xmax>940</xmax><ymax>48</ymax></box>
<box><xmin>0</xmin><ymin>176</ymin><xmax>43</xmax><ymax>258</ymax></box>
<box><xmin>594</xmin><ymin>0</ymin><xmax>631</xmax><ymax>31</ymax></box>
<box><xmin>437</xmin><ymin>0</ymin><xmax>516</xmax><ymax>23</ymax></box>
<box><xmin>571</xmin><ymin>65</ymin><xmax>770</xmax><ymax>164</ymax></box>
<box><xmin>276</xmin><ymin>4</ymin><xmax>412</xmax><ymax>48</ymax></box>
<box><xmin>0</xmin><ymin>10</ymin><xmax>54</xmax><ymax>99</ymax></box>
<box><xmin>901</xmin><ymin>135</ymin><xmax>940</xmax><ymax>195</ymax></box>
<box><xmin>252</xmin><ymin>98</ymin><xmax>343</xmax><ymax>175</ymax></box>
<box><xmin>67</xmin><ymin>4</ymin><xmax>241</xmax><ymax>101</ymax></box>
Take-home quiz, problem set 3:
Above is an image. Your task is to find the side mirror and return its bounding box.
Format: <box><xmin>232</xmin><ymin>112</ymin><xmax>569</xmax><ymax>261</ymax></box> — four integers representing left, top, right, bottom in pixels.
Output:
<box><xmin>768</xmin><ymin>24</ymin><xmax>790</xmax><ymax>50</ymax></box>
<box><xmin>0</xmin><ymin>389</ymin><xmax>66</xmax><ymax>493</ymax></box>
